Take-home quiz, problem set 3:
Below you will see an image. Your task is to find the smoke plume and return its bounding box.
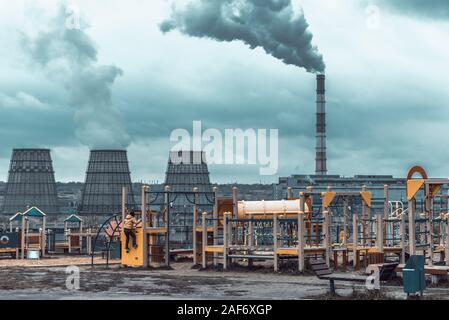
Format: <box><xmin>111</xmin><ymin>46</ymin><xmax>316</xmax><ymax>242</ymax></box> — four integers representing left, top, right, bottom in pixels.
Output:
<box><xmin>21</xmin><ymin>4</ymin><xmax>131</xmax><ymax>149</ymax></box>
<box><xmin>160</xmin><ymin>0</ymin><xmax>325</xmax><ymax>74</ymax></box>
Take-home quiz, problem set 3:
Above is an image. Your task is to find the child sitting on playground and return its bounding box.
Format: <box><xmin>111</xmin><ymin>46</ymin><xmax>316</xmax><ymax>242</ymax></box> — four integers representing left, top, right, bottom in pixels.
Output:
<box><xmin>124</xmin><ymin>210</ymin><xmax>140</xmax><ymax>253</ymax></box>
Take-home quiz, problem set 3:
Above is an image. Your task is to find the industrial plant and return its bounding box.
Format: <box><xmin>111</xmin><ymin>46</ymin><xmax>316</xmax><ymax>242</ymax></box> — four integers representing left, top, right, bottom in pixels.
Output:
<box><xmin>1</xmin><ymin>0</ymin><xmax>448</xmax><ymax>304</ymax></box>
<box><xmin>0</xmin><ymin>74</ymin><xmax>447</xmax><ymax>301</ymax></box>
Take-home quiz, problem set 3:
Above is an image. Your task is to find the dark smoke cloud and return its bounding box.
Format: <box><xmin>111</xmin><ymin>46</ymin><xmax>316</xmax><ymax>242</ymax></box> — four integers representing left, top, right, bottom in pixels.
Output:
<box><xmin>371</xmin><ymin>0</ymin><xmax>449</xmax><ymax>20</ymax></box>
<box><xmin>21</xmin><ymin>3</ymin><xmax>131</xmax><ymax>149</ymax></box>
<box><xmin>160</xmin><ymin>0</ymin><xmax>325</xmax><ymax>74</ymax></box>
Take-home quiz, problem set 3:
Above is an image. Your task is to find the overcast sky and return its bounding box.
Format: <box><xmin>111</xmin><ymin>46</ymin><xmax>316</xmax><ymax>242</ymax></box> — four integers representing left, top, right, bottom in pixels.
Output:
<box><xmin>0</xmin><ymin>0</ymin><xmax>448</xmax><ymax>183</ymax></box>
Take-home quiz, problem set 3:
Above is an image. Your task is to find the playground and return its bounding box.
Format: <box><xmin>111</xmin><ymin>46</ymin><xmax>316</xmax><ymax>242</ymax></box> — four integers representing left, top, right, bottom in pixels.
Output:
<box><xmin>2</xmin><ymin>165</ymin><xmax>449</xmax><ymax>299</ymax></box>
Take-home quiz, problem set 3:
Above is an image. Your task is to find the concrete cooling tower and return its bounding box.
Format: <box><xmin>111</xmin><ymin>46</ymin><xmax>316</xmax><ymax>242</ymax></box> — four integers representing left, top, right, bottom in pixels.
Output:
<box><xmin>2</xmin><ymin>149</ymin><xmax>59</xmax><ymax>216</ymax></box>
<box><xmin>78</xmin><ymin>150</ymin><xmax>135</xmax><ymax>216</ymax></box>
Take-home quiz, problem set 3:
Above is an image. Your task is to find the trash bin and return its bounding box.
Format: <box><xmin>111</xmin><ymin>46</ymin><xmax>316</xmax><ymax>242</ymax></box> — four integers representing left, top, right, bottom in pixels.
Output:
<box><xmin>403</xmin><ymin>255</ymin><xmax>426</xmax><ymax>296</ymax></box>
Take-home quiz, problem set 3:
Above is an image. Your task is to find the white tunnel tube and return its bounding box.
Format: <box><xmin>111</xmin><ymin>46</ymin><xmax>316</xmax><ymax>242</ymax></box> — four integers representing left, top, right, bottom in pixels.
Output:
<box><xmin>237</xmin><ymin>200</ymin><xmax>310</xmax><ymax>218</ymax></box>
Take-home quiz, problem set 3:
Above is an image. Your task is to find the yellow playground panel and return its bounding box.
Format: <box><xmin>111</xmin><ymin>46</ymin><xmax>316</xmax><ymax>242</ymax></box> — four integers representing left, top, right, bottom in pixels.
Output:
<box><xmin>121</xmin><ymin>227</ymin><xmax>144</xmax><ymax>267</ymax></box>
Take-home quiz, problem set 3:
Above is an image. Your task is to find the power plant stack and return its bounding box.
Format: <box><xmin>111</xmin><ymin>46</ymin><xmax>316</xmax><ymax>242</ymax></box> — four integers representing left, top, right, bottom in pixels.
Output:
<box><xmin>315</xmin><ymin>74</ymin><xmax>327</xmax><ymax>175</ymax></box>
<box><xmin>78</xmin><ymin>150</ymin><xmax>135</xmax><ymax>216</ymax></box>
<box><xmin>1</xmin><ymin>149</ymin><xmax>59</xmax><ymax>216</ymax></box>
<box><xmin>164</xmin><ymin>150</ymin><xmax>213</xmax><ymax>248</ymax></box>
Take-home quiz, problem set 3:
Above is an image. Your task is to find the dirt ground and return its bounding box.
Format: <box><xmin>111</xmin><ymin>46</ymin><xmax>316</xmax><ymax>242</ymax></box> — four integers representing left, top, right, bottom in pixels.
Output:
<box><xmin>0</xmin><ymin>255</ymin><xmax>119</xmax><ymax>267</ymax></box>
<box><xmin>0</xmin><ymin>256</ymin><xmax>448</xmax><ymax>300</ymax></box>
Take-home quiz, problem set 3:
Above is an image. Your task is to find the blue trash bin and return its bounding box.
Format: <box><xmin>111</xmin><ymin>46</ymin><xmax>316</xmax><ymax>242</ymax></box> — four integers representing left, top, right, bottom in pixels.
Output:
<box><xmin>403</xmin><ymin>255</ymin><xmax>426</xmax><ymax>296</ymax></box>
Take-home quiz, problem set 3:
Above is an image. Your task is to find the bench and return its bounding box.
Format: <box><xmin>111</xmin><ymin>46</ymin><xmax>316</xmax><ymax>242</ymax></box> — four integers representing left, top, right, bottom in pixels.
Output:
<box><xmin>310</xmin><ymin>259</ymin><xmax>367</xmax><ymax>295</ymax></box>
<box><xmin>0</xmin><ymin>248</ymin><xmax>17</xmax><ymax>258</ymax></box>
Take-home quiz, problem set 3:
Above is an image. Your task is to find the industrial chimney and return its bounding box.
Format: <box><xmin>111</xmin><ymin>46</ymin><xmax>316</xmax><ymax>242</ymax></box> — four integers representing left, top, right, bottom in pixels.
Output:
<box><xmin>1</xmin><ymin>149</ymin><xmax>60</xmax><ymax>215</ymax></box>
<box><xmin>78</xmin><ymin>150</ymin><xmax>135</xmax><ymax>216</ymax></box>
<box><xmin>315</xmin><ymin>74</ymin><xmax>327</xmax><ymax>175</ymax></box>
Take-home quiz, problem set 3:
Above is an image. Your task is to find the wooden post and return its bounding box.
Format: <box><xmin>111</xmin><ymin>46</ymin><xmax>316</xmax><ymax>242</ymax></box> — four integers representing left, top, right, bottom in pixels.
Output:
<box><xmin>408</xmin><ymin>199</ymin><xmax>416</xmax><ymax>256</ymax></box>
<box><xmin>427</xmin><ymin>213</ymin><xmax>433</xmax><ymax>266</ymax></box>
<box><xmin>202</xmin><ymin>212</ymin><xmax>207</xmax><ymax>269</ymax></box>
<box><xmin>383</xmin><ymin>185</ymin><xmax>389</xmax><ymax>247</ymax></box>
<box><xmin>232</xmin><ymin>187</ymin><xmax>238</xmax><ymax>219</ymax></box>
<box><xmin>353</xmin><ymin>214</ymin><xmax>358</xmax><ymax>270</ymax></box>
<box><xmin>273</xmin><ymin>213</ymin><xmax>278</xmax><ymax>272</ymax></box>
<box><xmin>287</xmin><ymin>187</ymin><xmax>292</xmax><ymax>199</ymax></box>
<box><xmin>193</xmin><ymin>187</ymin><xmax>199</xmax><ymax>265</ymax></box>
<box><xmin>248</xmin><ymin>213</ymin><xmax>254</xmax><ymax>267</ymax></box>
<box><xmin>425</xmin><ymin>183</ymin><xmax>433</xmax><ymax>266</ymax></box>
<box><xmin>213</xmin><ymin>187</ymin><xmax>219</xmax><ymax>266</ymax></box>
<box><xmin>377</xmin><ymin>215</ymin><xmax>384</xmax><ymax>254</ymax></box>
<box><xmin>232</xmin><ymin>187</ymin><xmax>238</xmax><ymax>246</ymax></box>
<box><xmin>298</xmin><ymin>193</ymin><xmax>306</xmax><ymax>272</ymax></box>
<box><xmin>324</xmin><ymin>210</ymin><xmax>331</xmax><ymax>267</ymax></box>
<box><xmin>87</xmin><ymin>228</ymin><xmax>92</xmax><ymax>255</ymax></box>
<box><xmin>140</xmin><ymin>185</ymin><xmax>149</xmax><ymax>267</ymax></box>
<box><xmin>343</xmin><ymin>198</ymin><xmax>348</xmax><ymax>246</ymax></box>
<box><xmin>68</xmin><ymin>229</ymin><xmax>72</xmax><ymax>254</ymax></box>
<box><xmin>141</xmin><ymin>185</ymin><xmax>149</xmax><ymax>267</ymax></box>
<box><xmin>42</xmin><ymin>215</ymin><xmax>46</xmax><ymax>257</ymax></box>
<box><xmin>362</xmin><ymin>185</ymin><xmax>368</xmax><ymax>247</ymax></box>
<box><xmin>306</xmin><ymin>186</ymin><xmax>313</xmax><ymax>246</ymax></box>
<box><xmin>164</xmin><ymin>185</ymin><xmax>170</xmax><ymax>267</ymax></box>
<box><xmin>401</xmin><ymin>214</ymin><xmax>406</xmax><ymax>264</ymax></box>
<box><xmin>383</xmin><ymin>185</ymin><xmax>389</xmax><ymax>219</ymax></box>
<box><xmin>445</xmin><ymin>220</ymin><xmax>449</xmax><ymax>266</ymax></box>
<box><xmin>122</xmin><ymin>186</ymin><xmax>127</xmax><ymax>222</ymax></box>
<box><xmin>21</xmin><ymin>215</ymin><xmax>25</xmax><ymax>259</ymax></box>
<box><xmin>223</xmin><ymin>213</ymin><xmax>230</xmax><ymax>270</ymax></box>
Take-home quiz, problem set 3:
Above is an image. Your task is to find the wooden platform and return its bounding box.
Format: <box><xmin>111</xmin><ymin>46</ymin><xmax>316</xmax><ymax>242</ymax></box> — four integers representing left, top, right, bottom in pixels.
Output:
<box><xmin>204</xmin><ymin>246</ymin><xmax>224</xmax><ymax>253</ymax></box>
<box><xmin>276</xmin><ymin>247</ymin><xmax>326</xmax><ymax>256</ymax></box>
<box><xmin>145</xmin><ymin>227</ymin><xmax>168</xmax><ymax>235</ymax></box>
<box><xmin>0</xmin><ymin>248</ymin><xmax>16</xmax><ymax>253</ymax></box>
<box><xmin>55</xmin><ymin>243</ymin><xmax>81</xmax><ymax>251</ymax></box>
<box><xmin>345</xmin><ymin>245</ymin><xmax>403</xmax><ymax>254</ymax></box>
<box><xmin>195</xmin><ymin>227</ymin><xmax>215</xmax><ymax>233</ymax></box>
<box><xmin>384</xmin><ymin>247</ymin><xmax>403</xmax><ymax>253</ymax></box>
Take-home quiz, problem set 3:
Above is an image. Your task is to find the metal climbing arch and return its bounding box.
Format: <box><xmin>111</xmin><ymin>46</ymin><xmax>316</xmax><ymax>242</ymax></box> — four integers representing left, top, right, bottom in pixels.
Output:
<box><xmin>90</xmin><ymin>214</ymin><xmax>122</xmax><ymax>268</ymax></box>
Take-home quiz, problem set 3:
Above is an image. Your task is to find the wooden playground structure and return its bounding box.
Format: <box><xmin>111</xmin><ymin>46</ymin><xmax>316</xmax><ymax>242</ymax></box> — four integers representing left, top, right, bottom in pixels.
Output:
<box><xmin>0</xmin><ymin>164</ymin><xmax>435</xmax><ymax>284</ymax></box>
<box><xmin>3</xmin><ymin>207</ymin><xmax>47</xmax><ymax>259</ymax></box>
<box><xmin>119</xmin><ymin>186</ymin><xmax>217</xmax><ymax>268</ymax></box>
<box><xmin>192</xmin><ymin>166</ymin><xmax>449</xmax><ymax>279</ymax></box>
<box><xmin>198</xmin><ymin>186</ymin><xmax>380</xmax><ymax>272</ymax></box>
<box><xmin>54</xmin><ymin>214</ymin><xmax>96</xmax><ymax>254</ymax></box>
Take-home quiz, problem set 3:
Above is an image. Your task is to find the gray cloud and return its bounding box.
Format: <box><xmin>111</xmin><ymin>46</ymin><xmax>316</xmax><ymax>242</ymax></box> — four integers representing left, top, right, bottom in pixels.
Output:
<box><xmin>160</xmin><ymin>0</ymin><xmax>325</xmax><ymax>73</ymax></box>
<box><xmin>371</xmin><ymin>0</ymin><xmax>449</xmax><ymax>19</ymax></box>
<box><xmin>20</xmin><ymin>3</ymin><xmax>131</xmax><ymax>149</ymax></box>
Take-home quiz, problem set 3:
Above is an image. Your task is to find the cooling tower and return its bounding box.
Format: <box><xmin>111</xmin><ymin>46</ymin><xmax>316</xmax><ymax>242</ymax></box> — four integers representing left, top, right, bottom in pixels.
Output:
<box><xmin>2</xmin><ymin>149</ymin><xmax>59</xmax><ymax>216</ymax></box>
<box><xmin>78</xmin><ymin>150</ymin><xmax>135</xmax><ymax>216</ymax></box>
<box><xmin>315</xmin><ymin>74</ymin><xmax>327</xmax><ymax>175</ymax></box>
<box><xmin>164</xmin><ymin>150</ymin><xmax>213</xmax><ymax>248</ymax></box>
